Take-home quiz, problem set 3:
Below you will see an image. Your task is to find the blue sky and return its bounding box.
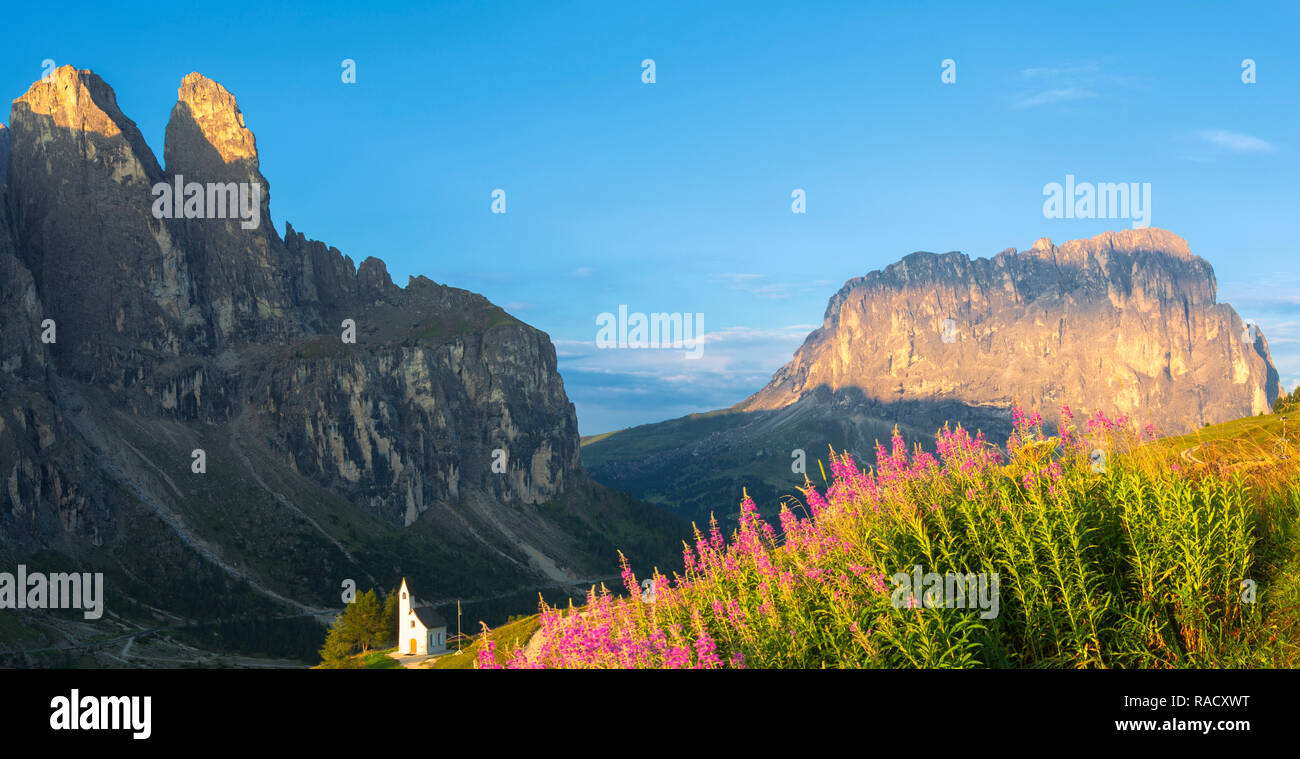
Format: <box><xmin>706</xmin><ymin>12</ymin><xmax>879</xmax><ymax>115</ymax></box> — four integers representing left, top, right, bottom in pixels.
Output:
<box><xmin>3</xmin><ymin>1</ymin><xmax>1297</xmax><ymax>434</ymax></box>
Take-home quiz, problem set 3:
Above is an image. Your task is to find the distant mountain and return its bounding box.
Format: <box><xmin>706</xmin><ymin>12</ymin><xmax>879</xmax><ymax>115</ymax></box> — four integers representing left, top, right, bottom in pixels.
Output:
<box><xmin>0</xmin><ymin>67</ymin><xmax>683</xmax><ymax>660</ymax></box>
<box><xmin>584</xmin><ymin>229</ymin><xmax>1281</xmax><ymax>525</ymax></box>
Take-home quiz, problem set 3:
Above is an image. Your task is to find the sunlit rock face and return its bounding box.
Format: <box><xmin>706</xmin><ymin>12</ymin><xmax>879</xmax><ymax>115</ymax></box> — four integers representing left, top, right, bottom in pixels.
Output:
<box><xmin>742</xmin><ymin>228</ymin><xmax>1279</xmax><ymax>435</ymax></box>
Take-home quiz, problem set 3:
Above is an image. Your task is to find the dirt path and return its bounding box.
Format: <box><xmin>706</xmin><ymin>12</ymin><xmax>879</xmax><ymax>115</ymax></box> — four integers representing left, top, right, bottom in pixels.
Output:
<box><xmin>523</xmin><ymin>627</ymin><xmax>544</xmax><ymax>662</ymax></box>
<box><xmin>386</xmin><ymin>651</ymin><xmax>438</xmax><ymax>669</ymax></box>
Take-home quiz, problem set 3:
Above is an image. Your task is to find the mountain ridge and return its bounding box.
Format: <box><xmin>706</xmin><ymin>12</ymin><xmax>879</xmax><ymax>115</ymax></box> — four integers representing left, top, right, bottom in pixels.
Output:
<box><xmin>741</xmin><ymin>228</ymin><xmax>1275</xmax><ymax>429</ymax></box>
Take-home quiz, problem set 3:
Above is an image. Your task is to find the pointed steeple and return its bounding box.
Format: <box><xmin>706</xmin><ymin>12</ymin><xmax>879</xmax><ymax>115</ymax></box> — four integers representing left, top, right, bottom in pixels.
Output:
<box><xmin>399</xmin><ymin>577</ymin><xmax>412</xmax><ymax>630</ymax></box>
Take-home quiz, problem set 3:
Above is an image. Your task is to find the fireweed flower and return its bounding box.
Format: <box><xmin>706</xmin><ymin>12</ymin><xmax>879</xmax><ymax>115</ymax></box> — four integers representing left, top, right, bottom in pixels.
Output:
<box><xmin>497</xmin><ymin>403</ymin><xmax>1182</xmax><ymax>669</ymax></box>
<box><xmin>664</xmin><ymin>646</ymin><xmax>690</xmax><ymax>669</ymax></box>
<box><xmin>477</xmin><ymin>638</ymin><xmax>500</xmax><ymax>669</ymax></box>
<box><xmin>804</xmin><ymin>485</ymin><xmax>829</xmax><ymax>518</ymax></box>
<box><xmin>726</xmin><ymin>599</ymin><xmax>747</xmax><ymax>629</ymax></box>
<box><xmin>778</xmin><ymin>505</ymin><xmax>799</xmax><ymax>537</ymax></box>
<box><xmin>621</xmin><ymin>557</ymin><xmax>639</xmax><ymax>599</ymax></box>
<box><xmin>690</xmin><ymin>609</ymin><xmax>723</xmax><ymax>669</ymax></box>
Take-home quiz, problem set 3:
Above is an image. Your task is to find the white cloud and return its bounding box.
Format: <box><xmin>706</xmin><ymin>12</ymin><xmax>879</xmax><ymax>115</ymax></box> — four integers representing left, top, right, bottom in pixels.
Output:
<box><xmin>715</xmin><ymin>273</ymin><xmax>832</xmax><ymax>300</ymax></box>
<box><xmin>1012</xmin><ymin>87</ymin><xmax>1097</xmax><ymax>109</ymax></box>
<box><xmin>1009</xmin><ymin>60</ymin><xmax>1138</xmax><ymax>110</ymax></box>
<box><xmin>1198</xmin><ymin>129</ymin><xmax>1275</xmax><ymax>154</ymax></box>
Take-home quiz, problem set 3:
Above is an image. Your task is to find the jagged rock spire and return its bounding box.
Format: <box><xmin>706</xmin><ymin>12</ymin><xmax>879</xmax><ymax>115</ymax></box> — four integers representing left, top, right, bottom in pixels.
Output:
<box><xmin>165</xmin><ymin>72</ymin><xmax>262</xmax><ymax>174</ymax></box>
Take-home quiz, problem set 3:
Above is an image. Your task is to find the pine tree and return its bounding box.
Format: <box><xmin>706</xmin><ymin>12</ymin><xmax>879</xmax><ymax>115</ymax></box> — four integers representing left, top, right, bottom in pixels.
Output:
<box><xmin>347</xmin><ymin>590</ymin><xmax>383</xmax><ymax>653</ymax></box>
<box><xmin>315</xmin><ymin>586</ymin><xmax>400</xmax><ymax>666</ymax></box>
<box><xmin>318</xmin><ymin>613</ymin><xmax>362</xmax><ymax>668</ymax></box>
<box><xmin>1277</xmin><ymin>385</ymin><xmax>1300</xmax><ymax>414</ymax></box>
<box><xmin>381</xmin><ymin>588</ymin><xmax>400</xmax><ymax>648</ymax></box>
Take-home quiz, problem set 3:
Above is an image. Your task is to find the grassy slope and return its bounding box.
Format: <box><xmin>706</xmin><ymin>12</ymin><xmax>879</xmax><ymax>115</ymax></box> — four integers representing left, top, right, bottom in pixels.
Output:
<box><xmin>1155</xmin><ymin>413</ymin><xmax>1295</xmax><ymax>461</ymax></box>
<box><xmin>429</xmin><ymin>614</ymin><xmax>541</xmax><ymax>669</ymax></box>
<box><xmin>1146</xmin><ymin>412</ymin><xmax>1300</xmax><ymax>666</ymax></box>
<box><xmin>360</xmin><ymin>648</ymin><xmax>403</xmax><ymax>669</ymax></box>
<box><xmin>1167</xmin><ymin>413</ymin><xmax>1299</xmax><ymax>666</ymax></box>
<box><xmin>311</xmin><ymin>616</ymin><xmax>542</xmax><ymax>670</ymax></box>
<box><xmin>504</xmin><ymin>410</ymin><xmax>1300</xmax><ymax>668</ymax></box>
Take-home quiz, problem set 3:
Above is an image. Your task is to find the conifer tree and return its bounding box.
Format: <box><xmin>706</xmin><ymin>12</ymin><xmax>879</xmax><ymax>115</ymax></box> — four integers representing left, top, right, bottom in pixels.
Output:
<box><xmin>382</xmin><ymin>588</ymin><xmax>400</xmax><ymax>647</ymax></box>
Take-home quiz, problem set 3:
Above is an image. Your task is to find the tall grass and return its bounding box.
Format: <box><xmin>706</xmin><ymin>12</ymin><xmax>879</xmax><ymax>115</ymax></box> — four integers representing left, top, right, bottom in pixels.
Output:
<box><xmin>478</xmin><ymin>406</ymin><xmax>1300</xmax><ymax>668</ymax></box>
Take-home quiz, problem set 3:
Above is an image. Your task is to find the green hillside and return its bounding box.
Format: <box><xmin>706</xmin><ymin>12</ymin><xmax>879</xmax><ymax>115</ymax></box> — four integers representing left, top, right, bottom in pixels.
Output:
<box><xmin>428</xmin><ymin>614</ymin><xmax>541</xmax><ymax>669</ymax></box>
<box><xmin>581</xmin><ymin>406</ymin><xmax>933</xmax><ymax>528</ymax></box>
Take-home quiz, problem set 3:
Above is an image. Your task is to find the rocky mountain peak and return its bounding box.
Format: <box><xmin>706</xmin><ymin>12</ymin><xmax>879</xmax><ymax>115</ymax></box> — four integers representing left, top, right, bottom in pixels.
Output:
<box><xmin>743</xmin><ymin>229</ymin><xmax>1277</xmax><ymax>434</ymax></box>
<box><xmin>164</xmin><ymin>72</ymin><xmax>269</xmax><ymax>222</ymax></box>
<box><xmin>15</xmin><ymin>66</ymin><xmax>120</xmax><ymax>135</ymax></box>
<box><xmin>171</xmin><ymin>72</ymin><xmax>259</xmax><ymax>165</ymax></box>
<box><xmin>10</xmin><ymin>65</ymin><xmax>162</xmax><ymax>181</ymax></box>
<box><xmin>1020</xmin><ymin>228</ymin><xmax>1194</xmax><ymax>267</ymax></box>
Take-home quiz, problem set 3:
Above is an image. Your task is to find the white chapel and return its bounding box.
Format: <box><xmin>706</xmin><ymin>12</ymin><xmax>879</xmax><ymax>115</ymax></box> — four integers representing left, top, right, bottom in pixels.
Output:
<box><xmin>398</xmin><ymin>577</ymin><xmax>449</xmax><ymax>656</ymax></box>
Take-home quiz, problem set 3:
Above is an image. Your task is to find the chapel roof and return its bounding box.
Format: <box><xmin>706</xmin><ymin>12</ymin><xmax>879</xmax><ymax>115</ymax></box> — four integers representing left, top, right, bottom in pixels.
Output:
<box><xmin>413</xmin><ymin>607</ymin><xmax>447</xmax><ymax>629</ymax></box>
